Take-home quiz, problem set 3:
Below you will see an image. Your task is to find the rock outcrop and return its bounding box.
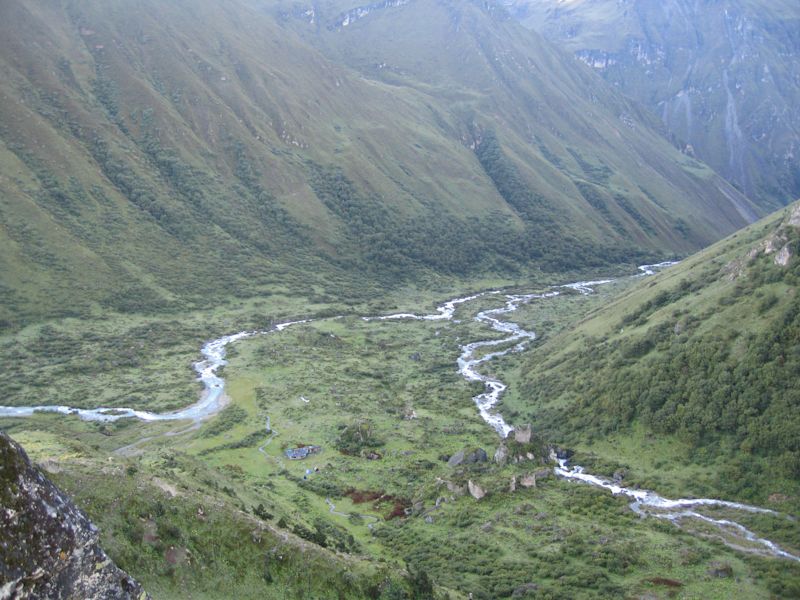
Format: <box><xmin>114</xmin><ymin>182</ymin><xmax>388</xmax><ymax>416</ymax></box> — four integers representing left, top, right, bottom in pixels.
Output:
<box><xmin>494</xmin><ymin>444</ymin><xmax>508</xmax><ymax>466</ymax></box>
<box><xmin>467</xmin><ymin>480</ymin><xmax>486</xmax><ymax>500</ymax></box>
<box><xmin>447</xmin><ymin>448</ymin><xmax>488</xmax><ymax>467</ymax></box>
<box><xmin>0</xmin><ymin>431</ymin><xmax>150</xmax><ymax>600</ymax></box>
<box><xmin>732</xmin><ymin>202</ymin><xmax>800</xmax><ymax>276</ymax></box>
<box><xmin>513</xmin><ymin>424</ymin><xmax>532</xmax><ymax>444</ymax></box>
<box><xmin>548</xmin><ymin>447</ymin><xmax>574</xmax><ymax>462</ymax></box>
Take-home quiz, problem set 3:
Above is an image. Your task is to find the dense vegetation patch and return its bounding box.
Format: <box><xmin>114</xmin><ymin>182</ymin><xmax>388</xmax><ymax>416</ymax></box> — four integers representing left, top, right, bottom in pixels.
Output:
<box><xmin>474</xmin><ymin>130</ymin><xmax>656</xmax><ymax>272</ymax></box>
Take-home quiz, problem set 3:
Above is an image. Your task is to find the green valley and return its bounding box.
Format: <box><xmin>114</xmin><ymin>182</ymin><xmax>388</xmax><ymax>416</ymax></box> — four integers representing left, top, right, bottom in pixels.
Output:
<box><xmin>5</xmin><ymin>257</ymin><xmax>800</xmax><ymax>597</ymax></box>
<box><xmin>1</xmin><ymin>0</ymin><xmax>799</xmax><ymax>598</ymax></box>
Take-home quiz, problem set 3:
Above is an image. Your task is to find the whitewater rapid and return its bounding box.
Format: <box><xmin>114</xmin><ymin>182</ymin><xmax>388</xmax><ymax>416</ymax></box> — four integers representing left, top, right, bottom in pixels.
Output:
<box><xmin>1</xmin><ymin>261</ymin><xmax>797</xmax><ymax>560</ymax></box>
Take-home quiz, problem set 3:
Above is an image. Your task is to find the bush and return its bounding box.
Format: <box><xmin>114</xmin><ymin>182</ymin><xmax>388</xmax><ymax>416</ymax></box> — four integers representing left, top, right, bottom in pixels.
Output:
<box><xmin>335</xmin><ymin>420</ymin><xmax>384</xmax><ymax>456</ymax></box>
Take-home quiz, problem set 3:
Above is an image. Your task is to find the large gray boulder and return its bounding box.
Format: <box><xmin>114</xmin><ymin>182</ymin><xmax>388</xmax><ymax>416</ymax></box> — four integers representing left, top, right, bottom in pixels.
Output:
<box><xmin>448</xmin><ymin>448</ymin><xmax>488</xmax><ymax>467</ymax></box>
<box><xmin>467</xmin><ymin>448</ymin><xmax>488</xmax><ymax>464</ymax></box>
<box><xmin>467</xmin><ymin>480</ymin><xmax>486</xmax><ymax>500</ymax></box>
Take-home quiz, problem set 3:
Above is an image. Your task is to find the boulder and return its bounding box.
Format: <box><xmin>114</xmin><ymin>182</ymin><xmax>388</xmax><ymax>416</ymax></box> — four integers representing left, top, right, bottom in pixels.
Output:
<box><xmin>768</xmin><ymin>493</ymin><xmax>790</xmax><ymax>504</ymax></box>
<box><xmin>164</xmin><ymin>546</ymin><xmax>189</xmax><ymax>566</ymax></box>
<box><xmin>451</xmin><ymin>447</ymin><xmax>488</xmax><ymax>466</ymax></box>
<box><xmin>512</xmin><ymin>583</ymin><xmax>538</xmax><ymax>597</ymax></box>
<box><xmin>550</xmin><ymin>446</ymin><xmax>574</xmax><ymax>461</ymax></box>
<box><xmin>467</xmin><ymin>448</ymin><xmax>488</xmax><ymax>463</ymax></box>
<box><xmin>776</xmin><ymin>244</ymin><xmax>792</xmax><ymax>266</ymax></box>
<box><xmin>468</xmin><ymin>480</ymin><xmax>486</xmax><ymax>500</ymax></box>
<box><xmin>494</xmin><ymin>444</ymin><xmax>508</xmax><ymax>466</ymax></box>
<box><xmin>447</xmin><ymin>450</ymin><xmax>465</xmax><ymax>467</ymax></box>
<box><xmin>446</xmin><ymin>481</ymin><xmax>465</xmax><ymax>496</ymax></box>
<box><xmin>514</xmin><ymin>424</ymin><xmax>532</xmax><ymax>444</ymax></box>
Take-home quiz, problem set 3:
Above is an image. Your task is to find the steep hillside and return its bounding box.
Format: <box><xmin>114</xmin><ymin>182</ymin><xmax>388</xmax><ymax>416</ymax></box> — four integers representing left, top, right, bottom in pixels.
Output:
<box><xmin>517</xmin><ymin>201</ymin><xmax>800</xmax><ymax>507</ymax></box>
<box><xmin>510</xmin><ymin>0</ymin><xmax>800</xmax><ymax>207</ymax></box>
<box><xmin>272</xmin><ymin>0</ymin><xmax>759</xmax><ymax>241</ymax></box>
<box><xmin>0</xmin><ymin>0</ymin><xmax>759</xmax><ymax>329</ymax></box>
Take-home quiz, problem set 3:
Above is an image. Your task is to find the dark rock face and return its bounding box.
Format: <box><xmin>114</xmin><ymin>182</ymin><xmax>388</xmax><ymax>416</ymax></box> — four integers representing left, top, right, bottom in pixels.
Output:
<box><xmin>447</xmin><ymin>450</ymin><xmax>466</xmax><ymax>467</ymax></box>
<box><xmin>468</xmin><ymin>448</ymin><xmax>488</xmax><ymax>464</ymax></box>
<box><xmin>448</xmin><ymin>448</ymin><xmax>488</xmax><ymax>467</ymax></box>
<box><xmin>0</xmin><ymin>431</ymin><xmax>150</xmax><ymax>600</ymax></box>
<box><xmin>552</xmin><ymin>447</ymin><xmax>574</xmax><ymax>461</ymax></box>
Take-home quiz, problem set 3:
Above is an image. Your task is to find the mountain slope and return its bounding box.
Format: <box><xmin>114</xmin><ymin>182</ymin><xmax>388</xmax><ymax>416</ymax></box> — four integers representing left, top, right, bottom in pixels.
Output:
<box><xmin>0</xmin><ymin>0</ymin><xmax>760</xmax><ymax>329</ymax></box>
<box><xmin>509</xmin><ymin>0</ymin><xmax>800</xmax><ymax>207</ymax></box>
<box><xmin>271</xmin><ymin>0</ymin><xmax>759</xmax><ymax>237</ymax></box>
<box><xmin>517</xmin><ymin>201</ymin><xmax>800</xmax><ymax>507</ymax></box>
